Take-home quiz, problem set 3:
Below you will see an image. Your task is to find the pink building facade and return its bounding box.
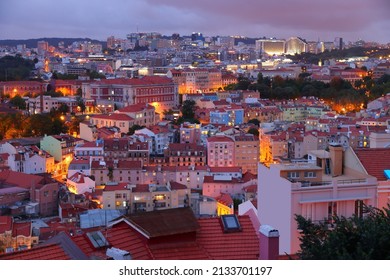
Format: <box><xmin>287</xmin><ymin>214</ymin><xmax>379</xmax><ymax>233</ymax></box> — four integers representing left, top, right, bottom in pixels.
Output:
<box><xmin>258</xmin><ymin>145</ymin><xmax>378</xmax><ymax>255</ymax></box>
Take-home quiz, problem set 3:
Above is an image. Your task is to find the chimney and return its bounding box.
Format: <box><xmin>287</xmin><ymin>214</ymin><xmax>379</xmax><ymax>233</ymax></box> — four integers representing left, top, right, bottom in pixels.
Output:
<box><xmin>329</xmin><ymin>144</ymin><xmax>343</xmax><ymax>177</ymax></box>
<box><xmin>259</xmin><ymin>225</ymin><xmax>279</xmax><ymax>260</ymax></box>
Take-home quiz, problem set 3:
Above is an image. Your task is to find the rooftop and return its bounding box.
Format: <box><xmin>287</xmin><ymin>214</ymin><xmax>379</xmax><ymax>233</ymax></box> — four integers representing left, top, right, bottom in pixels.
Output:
<box><xmin>354</xmin><ymin>148</ymin><xmax>390</xmax><ymax>181</ymax></box>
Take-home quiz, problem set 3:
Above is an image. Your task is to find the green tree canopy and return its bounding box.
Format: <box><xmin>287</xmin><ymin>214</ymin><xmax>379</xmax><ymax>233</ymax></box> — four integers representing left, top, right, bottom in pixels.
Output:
<box><xmin>0</xmin><ymin>55</ymin><xmax>35</xmax><ymax>81</ymax></box>
<box><xmin>247</xmin><ymin>127</ymin><xmax>259</xmax><ymax>137</ymax></box>
<box><xmin>296</xmin><ymin>204</ymin><xmax>390</xmax><ymax>260</ymax></box>
<box><xmin>9</xmin><ymin>95</ymin><xmax>26</xmax><ymax>110</ymax></box>
<box><xmin>128</xmin><ymin>124</ymin><xmax>145</xmax><ymax>135</ymax></box>
<box><xmin>247</xmin><ymin>118</ymin><xmax>260</xmax><ymax>126</ymax></box>
<box><xmin>181</xmin><ymin>99</ymin><xmax>196</xmax><ymax>120</ymax></box>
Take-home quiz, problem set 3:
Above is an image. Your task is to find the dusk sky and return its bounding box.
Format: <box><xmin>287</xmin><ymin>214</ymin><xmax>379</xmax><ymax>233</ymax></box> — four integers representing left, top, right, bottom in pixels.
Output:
<box><xmin>0</xmin><ymin>0</ymin><xmax>389</xmax><ymax>43</ymax></box>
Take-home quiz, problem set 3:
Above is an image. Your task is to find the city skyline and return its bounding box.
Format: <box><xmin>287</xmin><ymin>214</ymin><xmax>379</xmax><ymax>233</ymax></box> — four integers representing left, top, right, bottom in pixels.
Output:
<box><xmin>0</xmin><ymin>0</ymin><xmax>389</xmax><ymax>44</ymax></box>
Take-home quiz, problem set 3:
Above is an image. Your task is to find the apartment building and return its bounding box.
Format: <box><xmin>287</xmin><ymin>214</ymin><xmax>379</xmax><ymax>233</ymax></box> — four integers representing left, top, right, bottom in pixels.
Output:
<box><xmin>102</xmin><ymin>181</ymin><xmax>189</xmax><ymax>213</ymax></box>
<box><xmin>258</xmin><ymin>145</ymin><xmax>378</xmax><ymax>255</ymax></box>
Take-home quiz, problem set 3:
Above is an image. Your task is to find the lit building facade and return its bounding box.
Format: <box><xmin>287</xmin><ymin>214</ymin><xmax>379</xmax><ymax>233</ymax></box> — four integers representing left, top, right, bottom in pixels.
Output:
<box><xmin>255</xmin><ymin>39</ymin><xmax>286</xmax><ymax>55</ymax></box>
<box><xmin>258</xmin><ymin>145</ymin><xmax>378</xmax><ymax>255</ymax></box>
<box><xmin>285</xmin><ymin>37</ymin><xmax>307</xmax><ymax>54</ymax></box>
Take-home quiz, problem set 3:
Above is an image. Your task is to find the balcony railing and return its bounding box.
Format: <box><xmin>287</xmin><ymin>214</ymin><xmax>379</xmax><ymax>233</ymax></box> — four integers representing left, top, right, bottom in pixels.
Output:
<box><xmin>336</xmin><ymin>178</ymin><xmax>367</xmax><ymax>185</ymax></box>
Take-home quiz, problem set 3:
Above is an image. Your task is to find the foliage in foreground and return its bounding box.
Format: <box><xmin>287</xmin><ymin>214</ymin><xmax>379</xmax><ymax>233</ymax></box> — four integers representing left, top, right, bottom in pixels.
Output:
<box><xmin>296</xmin><ymin>205</ymin><xmax>390</xmax><ymax>260</ymax></box>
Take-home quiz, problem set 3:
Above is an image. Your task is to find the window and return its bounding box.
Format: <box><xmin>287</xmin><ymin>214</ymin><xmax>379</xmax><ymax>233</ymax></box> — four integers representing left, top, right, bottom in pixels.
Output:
<box><xmin>304</xmin><ymin>171</ymin><xmax>316</xmax><ymax>178</ymax></box>
<box><xmin>287</xmin><ymin>171</ymin><xmax>299</xmax><ymax>178</ymax></box>
<box><xmin>221</xmin><ymin>215</ymin><xmax>241</xmax><ymax>233</ymax></box>
<box><xmin>355</xmin><ymin>200</ymin><xmax>364</xmax><ymax>218</ymax></box>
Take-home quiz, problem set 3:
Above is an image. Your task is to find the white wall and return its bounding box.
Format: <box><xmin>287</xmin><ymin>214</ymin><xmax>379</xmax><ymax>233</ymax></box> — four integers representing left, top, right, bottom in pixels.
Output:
<box><xmin>258</xmin><ymin>163</ymin><xmax>292</xmax><ymax>255</ymax></box>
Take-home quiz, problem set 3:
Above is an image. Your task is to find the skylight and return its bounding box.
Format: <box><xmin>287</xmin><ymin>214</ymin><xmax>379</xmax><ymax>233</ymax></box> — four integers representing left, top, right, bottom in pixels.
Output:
<box><xmin>221</xmin><ymin>214</ymin><xmax>241</xmax><ymax>233</ymax></box>
<box><xmin>86</xmin><ymin>231</ymin><xmax>109</xmax><ymax>248</ymax></box>
<box><xmin>385</xmin><ymin>170</ymin><xmax>390</xmax><ymax>180</ymax></box>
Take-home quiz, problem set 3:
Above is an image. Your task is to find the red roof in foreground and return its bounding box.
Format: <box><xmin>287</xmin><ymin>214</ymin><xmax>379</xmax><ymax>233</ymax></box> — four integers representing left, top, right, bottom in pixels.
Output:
<box><xmin>354</xmin><ymin>148</ymin><xmax>390</xmax><ymax>181</ymax></box>
<box><xmin>71</xmin><ymin>208</ymin><xmax>259</xmax><ymax>260</ymax></box>
<box><xmin>197</xmin><ymin>215</ymin><xmax>259</xmax><ymax>260</ymax></box>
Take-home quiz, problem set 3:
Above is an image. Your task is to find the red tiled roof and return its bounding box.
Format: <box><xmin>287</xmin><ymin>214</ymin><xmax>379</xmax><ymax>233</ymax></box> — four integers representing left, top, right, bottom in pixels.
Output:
<box><xmin>243</xmin><ymin>184</ymin><xmax>257</xmax><ymax>193</ymax></box>
<box><xmin>216</xmin><ymin>193</ymin><xmax>233</xmax><ymax>206</ymax></box>
<box><xmin>12</xmin><ymin>221</ymin><xmax>31</xmax><ymax>237</ymax></box>
<box><xmin>103</xmin><ymin>182</ymin><xmax>129</xmax><ymax>192</ymax></box>
<box><xmin>69</xmin><ymin>208</ymin><xmax>260</xmax><ymax>260</ymax></box>
<box><xmin>169</xmin><ymin>181</ymin><xmax>187</xmax><ymax>190</ymax></box>
<box><xmin>133</xmin><ymin>184</ymin><xmax>150</xmax><ymax>193</ymax></box>
<box><xmin>197</xmin><ymin>215</ymin><xmax>259</xmax><ymax>260</ymax></box>
<box><xmin>206</xmin><ymin>135</ymin><xmax>234</xmax><ymax>142</ymax></box>
<box><xmin>118</xmin><ymin>103</ymin><xmax>154</xmax><ymax>113</ymax></box>
<box><xmin>0</xmin><ymin>170</ymin><xmax>43</xmax><ymax>189</ymax></box>
<box><xmin>0</xmin><ymin>243</ymin><xmax>71</xmax><ymax>260</ymax></box>
<box><xmin>242</xmin><ymin>172</ymin><xmax>257</xmax><ymax>181</ymax></box>
<box><xmin>92</xmin><ymin>113</ymin><xmax>134</xmax><ymax>121</ymax></box>
<box><xmin>149</xmin><ymin>242</ymin><xmax>209</xmax><ymax>260</ymax></box>
<box><xmin>0</xmin><ymin>216</ymin><xmax>12</xmax><ymax>234</ymax></box>
<box><xmin>354</xmin><ymin>148</ymin><xmax>390</xmax><ymax>181</ymax></box>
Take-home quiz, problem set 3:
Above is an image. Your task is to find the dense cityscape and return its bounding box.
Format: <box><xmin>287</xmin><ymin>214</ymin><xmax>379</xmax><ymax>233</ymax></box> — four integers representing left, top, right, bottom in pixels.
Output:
<box><xmin>0</xmin><ymin>31</ymin><xmax>389</xmax><ymax>260</ymax></box>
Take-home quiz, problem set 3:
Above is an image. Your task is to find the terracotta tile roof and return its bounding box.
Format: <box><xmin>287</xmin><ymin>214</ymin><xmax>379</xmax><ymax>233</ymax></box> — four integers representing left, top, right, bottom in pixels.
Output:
<box><xmin>243</xmin><ymin>184</ymin><xmax>257</xmax><ymax>193</ymax></box>
<box><xmin>0</xmin><ymin>170</ymin><xmax>43</xmax><ymax>189</ymax></box>
<box><xmin>103</xmin><ymin>182</ymin><xmax>130</xmax><ymax>192</ymax></box>
<box><xmin>93</xmin><ymin>113</ymin><xmax>134</xmax><ymax>121</ymax></box>
<box><xmin>149</xmin><ymin>242</ymin><xmax>209</xmax><ymax>260</ymax></box>
<box><xmin>132</xmin><ymin>184</ymin><xmax>150</xmax><ymax>193</ymax></box>
<box><xmin>242</xmin><ymin>172</ymin><xmax>257</xmax><ymax>181</ymax></box>
<box><xmin>0</xmin><ymin>216</ymin><xmax>12</xmax><ymax>233</ymax></box>
<box><xmin>216</xmin><ymin>193</ymin><xmax>233</xmax><ymax>206</ymax></box>
<box><xmin>12</xmin><ymin>221</ymin><xmax>31</xmax><ymax>237</ymax></box>
<box><xmin>70</xmin><ymin>209</ymin><xmax>260</xmax><ymax>260</ymax></box>
<box><xmin>118</xmin><ymin>103</ymin><xmax>154</xmax><ymax>113</ymax></box>
<box><xmin>354</xmin><ymin>148</ymin><xmax>390</xmax><ymax>181</ymax></box>
<box><xmin>0</xmin><ymin>243</ymin><xmax>71</xmax><ymax>260</ymax></box>
<box><xmin>71</xmin><ymin>222</ymin><xmax>153</xmax><ymax>260</ymax></box>
<box><xmin>169</xmin><ymin>181</ymin><xmax>187</xmax><ymax>190</ymax></box>
<box><xmin>197</xmin><ymin>215</ymin><xmax>259</xmax><ymax>260</ymax></box>
<box><xmin>206</xmin><ymin>135</ymin><xmax>234</xmax><ymax>143</ymax></box>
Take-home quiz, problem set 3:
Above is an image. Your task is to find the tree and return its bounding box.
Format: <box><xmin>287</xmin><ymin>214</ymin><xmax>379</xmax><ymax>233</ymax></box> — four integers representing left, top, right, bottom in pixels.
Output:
<box><xmin>76</xmin><ymin>96</ymin><xmax>86</xmax><ymax>114</ymax></box>
<box><xmin>247</xmin><ymin>127</ymin><xmax>259</xmax><ymax>137</ymax></box>
<box><xmin>247</xmin><ymin>118</ymin><xmax>260</xmax><ymax>126</ymax></box>
<box><xmin>236</xmin><ymin>75</ymin><xmax>251</xmax><ymax>90</ymax></box>
<box><xmin>224</xmin><ymin>83</ymin><xmax>236</xmax><ymax>91</ymax></box>
<box><xmin>107</xmin><ymin>166</ymin><xmax>114</xmax><ymax>182</ymax></box>
<box><xmin>0</xmin><ymin>55</ymin><xmax>35</xmax><ymax>81</ymax></box>
<box><xmin>181</xmin><ymin>100</ymin><xmax>196</xmax><ymax>120</ymax></box>
<box><xmin>58</xmin><ymin>104</ymin><xmax>69</xmax><ymax>114</ymax></box>
<box><xmin>128</xmin><ymin>124</ymin><xmax>144</xmax><ymax>135</ymax></box>
<box><xmin>295</xmin><ymin>204</ymin><xmax>390</xmax><ymax>259</ymax></box>
<box><xmin>9</xmin><ymin>95</ymin><xmax>26</xmax><ymax>110</ymax></box>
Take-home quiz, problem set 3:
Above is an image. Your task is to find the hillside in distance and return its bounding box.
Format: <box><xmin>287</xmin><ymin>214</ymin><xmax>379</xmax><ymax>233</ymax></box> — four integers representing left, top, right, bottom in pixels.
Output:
<box><xmin>0</xmin><ymin>37</ymin><xmax>105</xmax><ymax>48</ymax></box>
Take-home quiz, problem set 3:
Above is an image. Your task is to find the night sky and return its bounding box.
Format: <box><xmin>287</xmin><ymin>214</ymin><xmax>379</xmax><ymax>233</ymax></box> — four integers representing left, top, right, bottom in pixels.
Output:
<box><xmin>0</xmin><ymin>0</ymin><xmax>389</xmax><ymax>43</ymax></box>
